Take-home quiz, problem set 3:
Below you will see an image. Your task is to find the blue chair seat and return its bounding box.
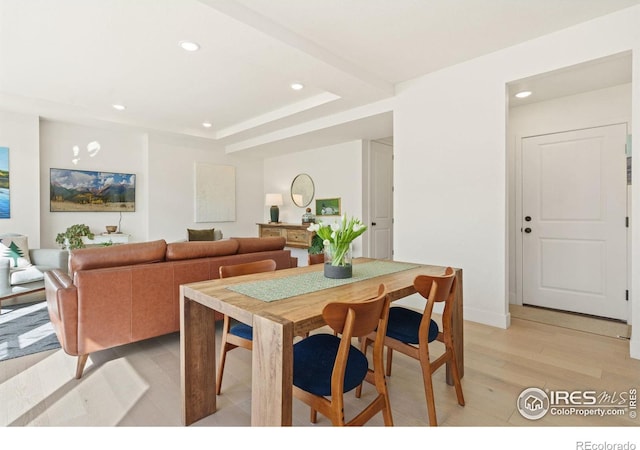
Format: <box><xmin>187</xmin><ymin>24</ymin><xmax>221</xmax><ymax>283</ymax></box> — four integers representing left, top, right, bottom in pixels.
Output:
<box><xmin>386</xmin><ymin>306</ymin><xmax>439</xmax><ymax>344</ymax></box>
<box><xmin>229</xmin><ymin>323</ymin><xmax>253</xmax><ymax>340</ymax></box>
<box><xmin>293</xmin><ymin>334</ymin><xmax>369</xmax><ymax>397</ymax></box>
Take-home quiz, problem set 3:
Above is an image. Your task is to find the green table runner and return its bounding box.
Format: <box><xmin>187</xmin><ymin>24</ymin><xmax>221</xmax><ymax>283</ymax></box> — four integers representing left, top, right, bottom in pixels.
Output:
<box><xmin>227</xmin><ymin>260</ymin><xmax>419</xmax><ymax>302</ymax></box>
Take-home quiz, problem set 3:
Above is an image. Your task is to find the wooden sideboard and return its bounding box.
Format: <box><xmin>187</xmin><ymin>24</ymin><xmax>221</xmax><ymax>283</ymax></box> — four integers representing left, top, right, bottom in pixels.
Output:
<box><xmin>257</xmin><ymin>223</ymin><xmax>314</xmax><ymax>249</ymax></box>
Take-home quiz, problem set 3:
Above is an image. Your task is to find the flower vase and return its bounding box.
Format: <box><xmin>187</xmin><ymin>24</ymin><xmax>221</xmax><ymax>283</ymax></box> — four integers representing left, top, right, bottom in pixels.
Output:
<box><xmin>323</xmin><ymin>243</ymin><xmax>353</xmax><ymax>279</ymax></box>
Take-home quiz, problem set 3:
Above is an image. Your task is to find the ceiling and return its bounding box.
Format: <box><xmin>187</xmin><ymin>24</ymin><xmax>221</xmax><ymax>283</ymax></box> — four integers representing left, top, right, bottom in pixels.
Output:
<box><xmin>0</xmin><ymin>0</ymin><xmax>638</xmax><ymax>156</ymax></box>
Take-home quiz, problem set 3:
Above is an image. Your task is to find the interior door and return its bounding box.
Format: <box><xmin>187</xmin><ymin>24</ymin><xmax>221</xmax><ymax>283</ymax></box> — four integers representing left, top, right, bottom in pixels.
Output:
<box><xmin>522</xmin><ymin>124</ymin><xmax>628</xmax><ymax>320</ymax></box>
<box><xmin>369</xmin><ymin>140</ymin><xmax>394</xmax><ymax>260</ymax></box>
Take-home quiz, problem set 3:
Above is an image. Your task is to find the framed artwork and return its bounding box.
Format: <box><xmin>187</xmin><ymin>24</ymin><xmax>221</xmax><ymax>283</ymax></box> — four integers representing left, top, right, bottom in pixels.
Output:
<box><xmin>315</xmin><ymin>197</ymin><xmax>341</xmax><ymax>216</ymax></box>
<box><xmin>50</xmin><ymin>168</ymin><xmax>136</xmax><ymax>212</ymax></box>
<box><xmin>194</xmin><ymin>162</ymin><xmax>236</xmax><ymax>222</ymax></box>
<box><xmin>0</xmin><ymin>147</ymin><xmax>8</xmax><ymax>219</ymax></box>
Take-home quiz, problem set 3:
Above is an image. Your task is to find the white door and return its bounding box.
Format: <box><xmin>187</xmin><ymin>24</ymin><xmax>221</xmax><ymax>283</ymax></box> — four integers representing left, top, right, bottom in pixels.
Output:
<box><xmin>522</xmin><ymin>124</ymin><xmax>628</xmax><ymax>321</ymax></box>
<box><xmin>369</xmin><ymin>140</ymin><xmax>393</xmax><ymax>260</ymax></box>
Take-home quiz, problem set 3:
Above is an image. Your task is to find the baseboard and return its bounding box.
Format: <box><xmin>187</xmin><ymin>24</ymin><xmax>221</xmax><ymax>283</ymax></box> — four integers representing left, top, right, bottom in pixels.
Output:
<box><xmin>463</xmin><ymin>305</ymin><xmax>510</xmax><ymax>329</ymax></box>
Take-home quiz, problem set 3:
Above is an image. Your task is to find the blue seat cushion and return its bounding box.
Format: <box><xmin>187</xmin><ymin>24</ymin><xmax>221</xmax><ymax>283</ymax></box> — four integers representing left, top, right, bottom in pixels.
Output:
<box><xmin>386</xmin><ymin>306</ymin><xmax>439</xmax><ymax>344</ymax></box>
<box><xmin>230</xmin><ymin>323</ymin><xmax>253</xmax><ymax>340</ymax></box>
<box><xmin>293</xmin><ymin>334</ymin><xmax>369</xmax><ymax>397</ymax></box>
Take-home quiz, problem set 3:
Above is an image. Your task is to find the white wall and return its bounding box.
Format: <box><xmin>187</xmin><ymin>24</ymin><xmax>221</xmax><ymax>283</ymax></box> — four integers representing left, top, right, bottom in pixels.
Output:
<box><xmin>264</xmin><ymin>140</ymin><xmax>364</xmax><ymax>264</ymax></box>
<box><xmin>39</xmin><ymin>119</ymin><xmax>148</xmax><ymax>248</ymax></box>
<box><xmin>507</xmin><ymin>83</ymin><xmax>633</xmax><ymax>305</ymax></box>
<box><xmin>0</xmin><ymin>110</ymin><xmax>41</xmax><ymax>247</ymax></box>
<box><xmin>147</xmin><ymin>133</ymin><xmax>264</xmax><ymax>242</ymax></box>
<box><xmin>394</xmin><ymin>3</ymin><xmax>640</xmax><ymax>363</ymax></box>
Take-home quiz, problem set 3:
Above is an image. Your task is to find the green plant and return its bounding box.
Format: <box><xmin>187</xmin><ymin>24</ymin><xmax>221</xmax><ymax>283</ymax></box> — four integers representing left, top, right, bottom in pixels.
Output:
<box><xmin>308</xmin><ymin>234</ymin><xmax>324</xmax><ymax>255</ymax></box>
<box><xmin>55</xmin><ymin>224</ymin><xmax>94</xmax><ymax>250</ymax></box>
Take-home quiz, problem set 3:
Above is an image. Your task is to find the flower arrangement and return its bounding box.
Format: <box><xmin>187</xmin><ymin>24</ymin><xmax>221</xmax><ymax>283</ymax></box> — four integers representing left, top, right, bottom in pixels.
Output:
<box><xmin>307</xmin><ymin>214</ymin><xmax>367</xmax><ymax>267</ymax></box>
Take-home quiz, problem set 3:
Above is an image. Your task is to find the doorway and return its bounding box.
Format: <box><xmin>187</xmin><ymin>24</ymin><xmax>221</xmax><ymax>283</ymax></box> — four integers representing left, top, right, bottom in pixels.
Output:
<box><xmin>508</xmin><ymin>52</ymin><xmax>632</xmax><ymax>329</ymax></box>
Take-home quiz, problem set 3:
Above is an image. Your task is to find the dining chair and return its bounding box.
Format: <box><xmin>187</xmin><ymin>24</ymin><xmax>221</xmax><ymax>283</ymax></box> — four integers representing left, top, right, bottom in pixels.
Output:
<box><xmin>357</xmin><ymin>267</ymin><xmax>464</xmax><ymax>426</ymax></box>
<box><xmin>215</xmin><ymin>259</ymin><xmax>277</xmax><ymax>395</ymax></box>
<box><xmin>292</xmin><ymin>284</ymin><xmax>394</xmax><ymax>426</ymax></box>
<box><xmin>307</xmin><ymin>252</ymin><xmax>325</xmax><ymax>265</ymax></box>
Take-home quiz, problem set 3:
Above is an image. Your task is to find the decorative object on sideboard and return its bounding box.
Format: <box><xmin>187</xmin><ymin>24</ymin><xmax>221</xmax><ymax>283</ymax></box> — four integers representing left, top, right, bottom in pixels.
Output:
<box><xmin>307</xmin><ymin>214</ymin><xmax>367</xmax><ymax>279</ymax></box>
<box><xmin>55</xmin><ymin>224</ymin><xmax>94</xmax><ymax>250</ymax></box>
<box><xmin>105</xmin><ymin>225</ymin><xmax>117</xmax><ymax>234</ymax></box>
<box><xmin>302</xmin><ymin>207</ymin><xmax>315</xmax><ymax>224</ymax></box>
<box><xmin>265</xmin><ymin>193</ymin><xmax>283</xmax><ymax>223</ymax></box>
<box><xmin>290</xmin><ymin>173</ymin><xmax>314</xmax><ymax>208</ymax></box>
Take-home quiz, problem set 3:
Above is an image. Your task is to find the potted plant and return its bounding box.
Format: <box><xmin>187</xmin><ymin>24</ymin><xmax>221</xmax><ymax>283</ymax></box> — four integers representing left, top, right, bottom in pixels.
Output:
<box><xmin>55</xmin><ymin>224</ymin><xmax>95</xmax><ymax>250</ymax></box>
<box><xmin>307</xmin><ymin>214</ymin><xmax>367</xmax><ymax>279</ymax></box>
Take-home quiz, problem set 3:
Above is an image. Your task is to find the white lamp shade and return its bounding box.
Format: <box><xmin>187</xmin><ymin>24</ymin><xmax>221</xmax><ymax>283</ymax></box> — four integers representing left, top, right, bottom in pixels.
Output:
<box><xmin>265</xmin><ymin>193</ymin><xmax>283</xmax><ymax>206</ymax></box>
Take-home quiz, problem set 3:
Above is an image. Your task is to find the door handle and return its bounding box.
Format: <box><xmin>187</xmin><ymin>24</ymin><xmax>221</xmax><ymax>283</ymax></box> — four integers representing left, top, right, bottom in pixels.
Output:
<box><xmin>371</xmin><ymin>222</ymin><xmax>377</xmax><ymax>226</ymax></box>
<box><xmin>524</xmin><ymin>227</ymin><xmax>532</xmax><ymax>233</ymax></box>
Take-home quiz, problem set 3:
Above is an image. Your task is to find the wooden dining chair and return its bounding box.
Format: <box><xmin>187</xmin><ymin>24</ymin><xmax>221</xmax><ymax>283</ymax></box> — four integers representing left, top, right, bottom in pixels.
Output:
<box><xmin>292</xmin><ymin>284</ymin><xmax>393</xmax><ymax>426</ymax></box>
<box><xmin>307</xmin><ymin>252</ymin><xmax>325</xmax><ymax>265</ymax></box>
<box><xmin>215</xmin><ymin>259</ymin><xmax>277</xmax><ymax>395</ymax></box>
<box><xmin>357</xmin><ymin>267</ymin><xmax>464</xmax><ymax>426</ymax></box>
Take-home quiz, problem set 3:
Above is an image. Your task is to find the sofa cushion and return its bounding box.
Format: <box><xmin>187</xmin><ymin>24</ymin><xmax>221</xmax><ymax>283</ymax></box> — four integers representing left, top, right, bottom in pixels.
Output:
<box><xmin>166</xmin><ymin>239</ymin><xmax>239</xmax><ymax>261</ymax></box>
<box><xmin>232</xmin><ymin>236</ymin><xmax>286</xmax><ymax>254</ymax></box>
<box><xmin>70</xmin><ymin>240</ymin><xmax>167</xmax><ymax>273</ymax></box>
<box><xmin>10</xmin><ymin>265</ymin><xmax>45</xmax><ymax>285</ymax></box>
<box><xmin>0</xmin><ymin>234</ymin><xmax>32</xmax><ymax>268</ymax></box>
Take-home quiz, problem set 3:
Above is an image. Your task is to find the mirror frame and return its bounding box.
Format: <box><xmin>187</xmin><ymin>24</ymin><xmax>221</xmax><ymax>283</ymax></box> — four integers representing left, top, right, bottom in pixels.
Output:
<box><xmin>290</xmin><ymin>173</ymin><xmax>315</xmax><ymax>208</ymax></box>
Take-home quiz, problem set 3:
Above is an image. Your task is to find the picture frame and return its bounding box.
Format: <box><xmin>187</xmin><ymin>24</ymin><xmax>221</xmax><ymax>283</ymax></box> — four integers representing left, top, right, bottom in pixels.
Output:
<box><xmin>315</xmin><ymin>197</ymin><xmax>341</xmax><ymax>216</ymax></box>
<box><xmin>50</xmin><ymin>168</ymin><xmax>136</xmax><ymax>212</ymax></box>
<box><xmin>0</xmin><ymin>147</ymin><xmax>9</xmax><ymax>219</ymax></box>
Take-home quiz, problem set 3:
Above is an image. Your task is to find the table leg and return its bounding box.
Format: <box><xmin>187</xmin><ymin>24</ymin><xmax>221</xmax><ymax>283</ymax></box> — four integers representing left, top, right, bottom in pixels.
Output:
<box><xmin>251</xmin><ymin>312</ymin><xmax>294</xmax><ymax>426</ymax></box>
<box><xmin>446</xmin><ymin>268</ymin><xmax>464</xmax><ymax>386</ymax></box>
<box><xmin>180</xmin><ymin>295</ymin><xmax>217</xmax><ymax>426</ymax></box>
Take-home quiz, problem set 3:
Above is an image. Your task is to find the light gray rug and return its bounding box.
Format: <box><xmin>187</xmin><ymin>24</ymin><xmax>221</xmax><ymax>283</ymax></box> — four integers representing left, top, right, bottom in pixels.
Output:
<box><xmin>0</xmin><ymin>301</ymin><xmax>60</xmax><ymax>361</ymax></box>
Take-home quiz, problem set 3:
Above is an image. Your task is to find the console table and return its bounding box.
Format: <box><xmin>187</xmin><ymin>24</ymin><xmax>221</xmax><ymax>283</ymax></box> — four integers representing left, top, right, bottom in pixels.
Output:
<box><xmin>257</xmin><ymin>223</ymin><xmax>314</xmax><ymax>249</ymax></box>
<box><xmin>82</xmin><ymin>233</ymin><xmax>130</xmax><ymax>246</ymax></box>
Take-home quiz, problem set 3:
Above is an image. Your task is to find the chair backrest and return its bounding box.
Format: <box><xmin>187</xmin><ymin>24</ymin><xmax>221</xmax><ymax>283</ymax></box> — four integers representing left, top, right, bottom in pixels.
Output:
<box><xmin>413</xmin><ymin>267</ymin><xmax>457</xmax><ymax>336</ymax></box>
<box><xmin>308</xmin><ymin>253</ymin><xmax>325</xmax><ymax>266</ymax></box>
<box><xmin>323</xmin><ymin>284</ymin><xmax>389</xmax><ymax>338</ymax></box>
<box><xmin>219</xmin><ymin>259</ymin><xmax>277</xmax><ymax>279</ymax></box>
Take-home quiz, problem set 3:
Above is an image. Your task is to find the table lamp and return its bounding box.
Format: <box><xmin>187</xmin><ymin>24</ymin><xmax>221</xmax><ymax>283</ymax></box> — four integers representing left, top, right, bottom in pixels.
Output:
<box><xmin>265</xmin><ymin>193</ymin><xmax>283</xmax><ymax>223</ymax></box>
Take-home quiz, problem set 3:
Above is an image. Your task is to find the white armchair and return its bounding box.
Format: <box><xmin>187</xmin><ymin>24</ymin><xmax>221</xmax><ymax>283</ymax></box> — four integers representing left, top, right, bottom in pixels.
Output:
<box><xmin>1</xmin><ymin>234</ymin><xmax>69</xmax><ymax>292</ymax></box>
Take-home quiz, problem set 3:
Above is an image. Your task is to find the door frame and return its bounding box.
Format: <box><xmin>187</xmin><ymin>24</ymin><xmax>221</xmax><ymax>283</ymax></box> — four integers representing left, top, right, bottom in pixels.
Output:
<box><xmin>514</xmin><ymin>123</ymin><xmax>630</xmax><ymax>322</ymax></box>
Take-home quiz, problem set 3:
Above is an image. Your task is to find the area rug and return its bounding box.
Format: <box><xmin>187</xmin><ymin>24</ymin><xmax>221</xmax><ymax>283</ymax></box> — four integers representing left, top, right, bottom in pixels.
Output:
<box><xmin>0</xmin><ymin>301</ymin><xmax>60</xmax><ymax>361</ymax></box>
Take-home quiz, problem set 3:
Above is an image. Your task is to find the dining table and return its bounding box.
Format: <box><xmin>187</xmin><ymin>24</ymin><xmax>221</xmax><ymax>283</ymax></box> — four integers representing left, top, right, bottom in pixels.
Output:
<box><xmin>180</xmin><ymin>257</ymin><xmax>463</xmax><ymax>426</ymax></box>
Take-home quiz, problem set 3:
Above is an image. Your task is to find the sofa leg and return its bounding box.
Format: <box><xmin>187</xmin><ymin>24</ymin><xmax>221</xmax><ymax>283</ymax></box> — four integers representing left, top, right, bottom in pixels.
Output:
<box><xmin>75</xmin><ymin>354</ymin><xmax>89</xmax><ymax>379</ymax></box>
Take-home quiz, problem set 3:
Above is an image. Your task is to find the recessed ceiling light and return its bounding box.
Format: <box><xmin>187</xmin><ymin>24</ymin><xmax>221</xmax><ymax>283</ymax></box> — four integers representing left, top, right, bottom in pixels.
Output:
<box><xmin>290</xmin><ymin>82</ymin><xmax>304</xmax><ymax>91</ymax></box>
<box><xmin>180</xmin><ymin>40</ymin><xmax>200</xmax><ymax>52</ymax></box>
<box><xmin>202</xmin><ymin>122</ymin><xmax>212</xmax><ymax>128</ymax></box>
<box><xmin>515</xmin><ymin>90</ymin><xmax>532</xmax><ymax>98</ymax></box>
<box><xmin>112</xmin><ymin>104</ymin><xmax>126</xmax><ymax>111</ymax></box>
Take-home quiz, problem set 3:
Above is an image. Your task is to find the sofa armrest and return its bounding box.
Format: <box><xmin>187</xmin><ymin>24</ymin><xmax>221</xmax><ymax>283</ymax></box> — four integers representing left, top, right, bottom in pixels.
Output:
<box><xmin>45</xmin><ymin>269</ymin><xmax>79</xmax><ymax>355</ymax></box>
<box><xmin>30</xmin><ymin>249</ymin><xmax>69</xmax><ymax>272</ymax></box>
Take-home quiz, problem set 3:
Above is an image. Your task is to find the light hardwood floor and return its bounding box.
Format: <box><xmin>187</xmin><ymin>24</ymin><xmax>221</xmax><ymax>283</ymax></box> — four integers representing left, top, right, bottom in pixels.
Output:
<box><xmin>1</xmin><ymin>314</ymin><xmax>638</xmax><ymax>428</ymax></box>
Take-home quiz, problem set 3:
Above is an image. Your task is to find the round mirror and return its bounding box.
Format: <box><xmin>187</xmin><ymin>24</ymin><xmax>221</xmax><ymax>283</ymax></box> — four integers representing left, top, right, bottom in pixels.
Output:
<box><xmin>290</xmin><ymin>173</ymin><xmax>314</xmax><ymax>207</ymax></box>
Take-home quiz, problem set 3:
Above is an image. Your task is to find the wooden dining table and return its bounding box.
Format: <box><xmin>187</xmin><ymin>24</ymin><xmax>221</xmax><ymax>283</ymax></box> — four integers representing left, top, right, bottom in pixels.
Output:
<box><xmin>180</xmin><ymin>258</ymin><xmax>463</xmax><ymax>426</ymax></box>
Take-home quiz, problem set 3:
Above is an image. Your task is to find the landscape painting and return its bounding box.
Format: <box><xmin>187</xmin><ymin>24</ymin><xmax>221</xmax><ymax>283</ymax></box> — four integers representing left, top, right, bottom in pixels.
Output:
<box><xmin>50</xmin><ymin>168</ymin><xmax>135</xmax><ymax>212</ymax></box>
<box><xmin>0</xmin><ymin>147</ymin><xmax>9</xmax><ymax>219</ymax></box>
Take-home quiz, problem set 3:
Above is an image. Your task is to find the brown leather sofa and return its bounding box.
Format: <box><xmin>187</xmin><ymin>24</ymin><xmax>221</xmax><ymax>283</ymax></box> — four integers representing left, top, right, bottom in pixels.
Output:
<box><xmin>44</xmin><ymin>236</ymin><xmax>297</xmax><ymax>378</ymax></box>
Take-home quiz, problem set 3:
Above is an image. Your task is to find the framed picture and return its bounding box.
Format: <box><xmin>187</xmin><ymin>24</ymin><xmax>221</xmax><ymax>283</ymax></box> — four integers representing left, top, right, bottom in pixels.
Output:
<box><xmin>315</xmin><ymin>197</ymin><xmax>341</xmax><ymax>216</ymax></box>
<box><xmin>0</xmin><ymin>147</ymin><xmax>9</xmax><ymax>219</ymax></box>
<box><xmin>50</xmin><ymin>168</ymin><xmax>136</xmax><ymax>212</ymax></box>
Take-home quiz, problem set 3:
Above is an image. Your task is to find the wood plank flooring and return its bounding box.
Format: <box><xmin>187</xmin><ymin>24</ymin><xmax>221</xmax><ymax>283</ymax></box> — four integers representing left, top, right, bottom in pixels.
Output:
<box><xmin>1</xmin><ymin>315</ymin><xmax>638</xmax><ymax>429</ymax></box>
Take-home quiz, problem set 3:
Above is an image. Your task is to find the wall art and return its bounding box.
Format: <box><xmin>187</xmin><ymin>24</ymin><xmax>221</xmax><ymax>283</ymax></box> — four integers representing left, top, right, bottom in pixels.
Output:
<box><xmin>50</xmin><ymin>168</ymin><xmax>136</xmax><ymax>212</ymax></box>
